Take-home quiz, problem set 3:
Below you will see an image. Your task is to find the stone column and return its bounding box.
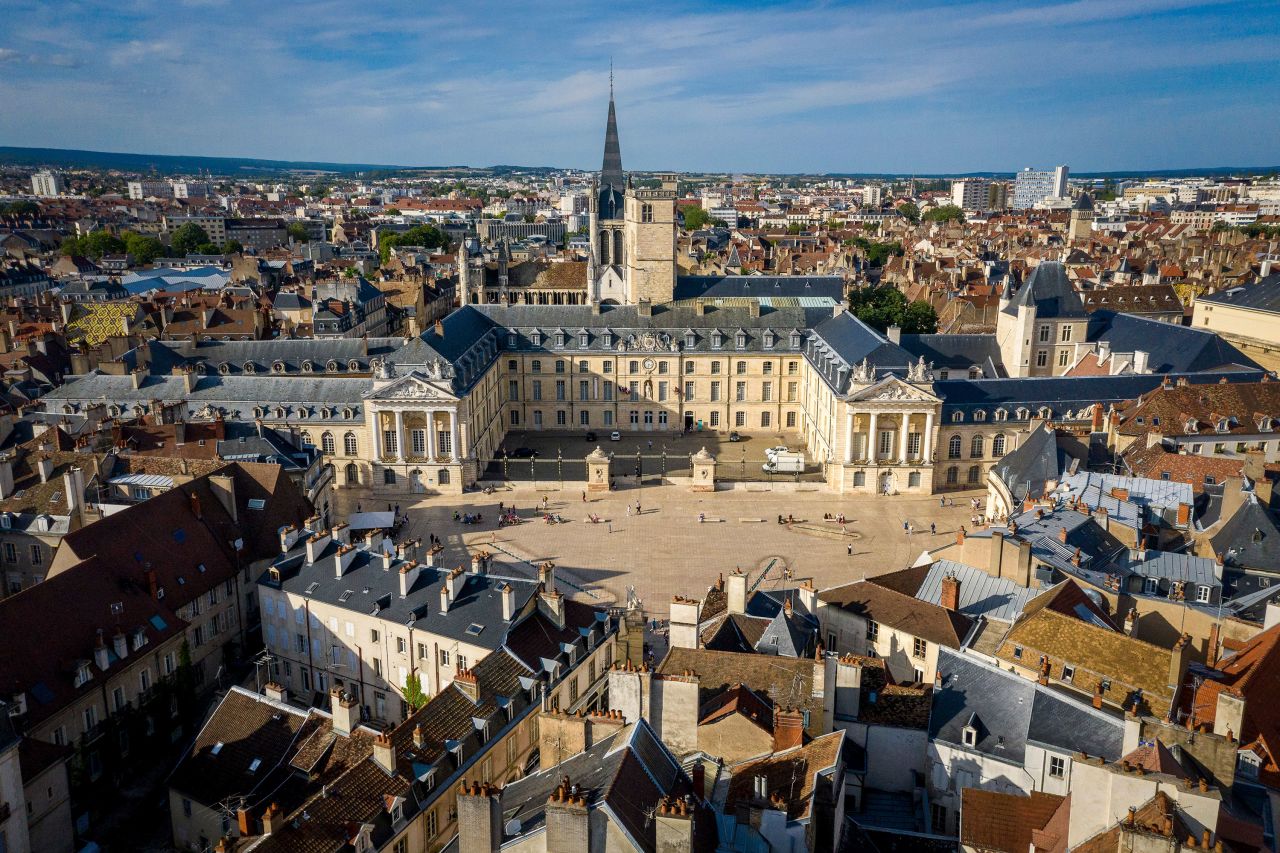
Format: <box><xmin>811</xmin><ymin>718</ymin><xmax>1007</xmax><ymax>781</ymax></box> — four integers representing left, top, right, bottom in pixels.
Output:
<box><xmin>845</xmin><ymin>411</ymin><xmax>854</xmax><ymax>463</ymax></box>
<box><xmin>924</xmin><ymin>410</ymin><xmax>935</xmax><ymax>462</ymax></box>
<box><xmin>373</xmin><ymin>409</ymin><xmax>383</xmax><ymax>460</ymax></box>
<box><xmin>395</xmin><ymin>410</ymin><xmax>405</xmax><ymax>461</ymax></box>
<box><xmin>899</xmin><ymin>412</ymin><xmax>910</xmax><ymax>464</ymax></box>
<box><xmin>448</xmin><ymin>410</ymin><xmax>458</xmax><ymax>462</ymax></box>
<box><xmin>867</xmin><ymin>412</ymin><xmax>878</xmax><ymax>462</ymax></box>
<box><xmin>426</xmin><ymin>409</ymin><xmax>437</xmax><ymax>463</ymax></box>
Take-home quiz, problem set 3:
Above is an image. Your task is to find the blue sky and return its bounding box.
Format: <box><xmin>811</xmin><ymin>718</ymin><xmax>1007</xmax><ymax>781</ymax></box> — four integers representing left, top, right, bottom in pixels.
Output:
<box><xmin>1</xmin><ymin>0</ymin><xmax>1277</xmax><ymax>173</ymax></box>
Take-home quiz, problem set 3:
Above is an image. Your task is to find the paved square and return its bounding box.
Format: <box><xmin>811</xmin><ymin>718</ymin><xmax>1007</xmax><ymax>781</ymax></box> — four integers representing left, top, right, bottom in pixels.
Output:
<box><xmin>350</xmin><ymin>483</ymin><xmax>983</xmax><ymax>620</ymax></box>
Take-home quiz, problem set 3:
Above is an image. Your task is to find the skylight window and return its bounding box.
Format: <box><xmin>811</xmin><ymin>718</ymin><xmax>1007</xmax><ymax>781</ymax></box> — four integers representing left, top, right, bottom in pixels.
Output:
<box><xmin>466</xmin><ymin>623</ymin><xmax>484</xmax><ymax>636</ymax></box>
<box><xmin>338</xmin><ymin>590</ymin><xmax>354</xmax><ymax>602</ymax></box>
<box><xmin>248</xmin><ymin>499</ymin><xmax>266</xmax><ymax>510</ymax></box>
<box><xmin>248</xmin><ymin>758</ymin><xmax>261</xmax><ymax>773</ymax></box>
<box><xmin>211</xmin><ymin>741</ymin><xmax>224</xmax><ymax>755</ymax></box>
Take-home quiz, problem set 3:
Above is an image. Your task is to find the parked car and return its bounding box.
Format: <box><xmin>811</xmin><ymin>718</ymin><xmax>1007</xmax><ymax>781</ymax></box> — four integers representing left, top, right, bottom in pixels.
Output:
<box><xmin>728</xmin><ymin>431</ymin><xmax>744</xmax><ymax>442</ymax></box>
<box><xmin>609</xmin><ymin>431</ymin><xmax>622</xmax><ymax>441</ymax></box>
<box><xmin>763</xmin><ymin>451</ymin><xmax>805</xmax><ymax>473</ymax></box>
<box><xmin>764</xmin><ymin>445</ymin><xmax>790</xmax><ymax>458</ymax></box>
<box><xmin>584</xmin><ymin>431</ymin><xmax>598</xmax><ymax>442</ymax></box>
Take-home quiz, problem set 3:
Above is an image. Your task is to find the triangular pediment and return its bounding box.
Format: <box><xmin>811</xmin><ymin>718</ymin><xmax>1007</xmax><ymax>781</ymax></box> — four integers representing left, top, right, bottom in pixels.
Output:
<box><xmin>364</xmin><ymin>371</ymin><xmax>459</xmax><ymax>402</ymax></box>
<box><xmin>845</xmin><ymin>374</ymin><xmax>940</xmax><ymax>403</ymax></box>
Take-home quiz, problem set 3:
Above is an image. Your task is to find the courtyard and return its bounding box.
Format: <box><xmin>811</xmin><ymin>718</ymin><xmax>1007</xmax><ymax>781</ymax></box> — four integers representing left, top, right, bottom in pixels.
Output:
<box><xmin>349</xmin><ymin>481</ymin><xmax>983</xmax><ymax>621</ymax></box>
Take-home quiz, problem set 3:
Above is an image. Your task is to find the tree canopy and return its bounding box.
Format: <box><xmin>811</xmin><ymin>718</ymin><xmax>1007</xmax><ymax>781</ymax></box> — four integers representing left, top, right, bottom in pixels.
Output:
<box><xmin>922</xmin><ymin>204</ymin><xmax>964</xmax><ymax>223</ymax></box>
<box><xmin>682</xmin><ymin>206</ymin><xmax>715</xmax><ymax>230</ymax></box>
<box><xmin>848</xmin><ymin>287</ymin><xmax>938</xmax><ymax>333</ymax></box>
<box><xmin>286</xmin><ymin>221</ymin><xmax>311</xmax><ymax>243</ymax></box>
<box><xmin>844</xmin><ymin>236</ymin><xmax>903</xmax><ymax>267</ymax></box>
<box><xmin>1</xmin><ymin>200</ymin><xmax>39</xmax><ymax>216</ymax></box>
<box><xmin>61</xmin><ymin>230</ymin><xmax>125</xmax><ymax>259</ymax></box>
<box><xmin>378</xmin><ymin>224</ymin><xmax>449</xmax><ymax>264</ymax></box>
<box><xmin>897</xmin><ymin>201</ymin><xmax>920</xmax><ymax>224</ymax></box>
<box><xmin>170</xmin><ymin>222</ymin><xmax>210</xmax><ymax>256</ymax></box>
<box><xmin>121</xmin><ymin>231</ymin><xmax>166</xmax><ymax>264</ymax></box>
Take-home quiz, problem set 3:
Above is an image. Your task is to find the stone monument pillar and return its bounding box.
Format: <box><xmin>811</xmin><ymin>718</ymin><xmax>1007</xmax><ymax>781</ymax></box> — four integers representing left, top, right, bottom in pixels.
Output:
<box><xmin>585</xmin><ymin>446</ymin><xmax>611</xmax><ymax>492</ymax></box>
<box><xmin>691</xmin><ymin>447</ymin><xmax>716</xmax><ymax>492</ymax></box>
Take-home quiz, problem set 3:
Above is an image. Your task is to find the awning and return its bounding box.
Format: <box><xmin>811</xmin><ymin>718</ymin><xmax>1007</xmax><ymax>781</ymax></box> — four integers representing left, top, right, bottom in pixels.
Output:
<box><xmin>347</xmin><ymin>511</ymin><xmax>396</xmax><ymax>531</ymax></box>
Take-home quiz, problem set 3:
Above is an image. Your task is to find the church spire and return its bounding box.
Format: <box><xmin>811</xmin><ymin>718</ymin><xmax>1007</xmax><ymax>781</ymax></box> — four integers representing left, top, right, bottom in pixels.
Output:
<box><xmin>600</xmin><ymin>76</ymin><xmax>623</xmax><ymax>193</ymax></box>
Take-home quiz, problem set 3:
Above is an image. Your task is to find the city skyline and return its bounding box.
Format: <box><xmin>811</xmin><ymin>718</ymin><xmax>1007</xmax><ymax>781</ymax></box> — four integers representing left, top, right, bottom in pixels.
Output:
<box><xmin>1</xmin><ymin>0</ymin><xmax>1278</xmax><ymax>174</ymax></box>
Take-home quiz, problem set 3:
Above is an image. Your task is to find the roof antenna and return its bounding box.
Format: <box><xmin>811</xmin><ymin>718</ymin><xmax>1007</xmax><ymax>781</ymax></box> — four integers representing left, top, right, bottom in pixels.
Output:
<box><xmin>610</xmin><ymin>58</ymin><xmax>614</xmax><ymax>98</ymax></box>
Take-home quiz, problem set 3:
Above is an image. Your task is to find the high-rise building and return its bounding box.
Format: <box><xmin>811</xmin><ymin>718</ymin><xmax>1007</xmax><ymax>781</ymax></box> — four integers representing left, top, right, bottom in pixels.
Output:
<box><xmin>1012</xmin><ymin>166</ymin><xmax>1069</xmax><ymax>209</ymax></box>
<box><xmin>950</xmin><ymin>178</ymin><xmax>992</xmax><ymax>210</ymax></box>
<box><xmin>30</xmin><ymin>170</ymin><xmax>65</xmax><ymax>197</ymax></box>
<box><xmin>128</xmin><ymin>180</ymin><xmax>174</xmax><ymax>200</ymax></box>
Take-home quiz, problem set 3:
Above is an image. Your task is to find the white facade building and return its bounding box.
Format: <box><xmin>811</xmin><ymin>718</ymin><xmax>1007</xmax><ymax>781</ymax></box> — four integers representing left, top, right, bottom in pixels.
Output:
<box><xmin>1013</xmin><ymin>166</ymin><xmax>1069</xmax><ymax>209</ymax></box>
<box><xmin>30</xmin><ymin>170</ymin><xmax>65</xmax><ymax>198</ymax></box>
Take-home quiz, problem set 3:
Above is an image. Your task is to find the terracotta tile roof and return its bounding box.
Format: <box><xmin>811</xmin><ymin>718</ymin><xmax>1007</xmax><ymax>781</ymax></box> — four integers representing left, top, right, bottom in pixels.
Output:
<box><xmin>1114</xmin><ymin>381</ymin><xmax>1280</xmax><ymax>437</ymax></box>
<box><xmin>1121</xmin><ymin>443</ymin><xmax>1243</xmax><ymax>489</ymax></box>
<box><xmin>1071</xmin><ymin>791</ymin><xmax>1191</xmax><ymax>853</ymax></box>
<box><xmin>960</xmin><ymin>789</ymin><xmax>1065</xmax><ymax>853</ymax></box>
<box><xmin>725</xmin><ymin>730</ymin><xmax>844</xmax><ymax>820</ymax></box>
<box><xmin>1190</xmin><ymin>623</ymin><xmax>1280</xmax><ymax>784</ymax></box>
<box><xmin>818</xmin><ymin>579</ymin><xmax>973</xmax><ymax>648</ymax></box>
<box><xmin>658</xmin><ymin>648</ymin><xmax>824</xmax><ymax>730</ymax></box>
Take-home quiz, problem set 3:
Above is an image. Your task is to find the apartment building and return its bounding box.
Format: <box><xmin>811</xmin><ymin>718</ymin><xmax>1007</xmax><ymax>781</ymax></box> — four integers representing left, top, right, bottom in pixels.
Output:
<box><xmin>950</xmin><ymin>178</ymin><xmax>991</xmax><ymax>211</ymax></box>
<box><xmin>1012</xmin><ymin>166</ymin><xmax>1069</xmax><ymax>209</ymax></box>
<box><xmin>30</xmin><ymin>171</ymin><xmax>65</xmax><ymax>198</ymax></box>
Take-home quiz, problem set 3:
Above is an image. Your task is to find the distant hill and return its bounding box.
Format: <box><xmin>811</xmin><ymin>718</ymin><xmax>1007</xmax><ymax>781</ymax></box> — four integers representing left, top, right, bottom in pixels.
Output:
<box><xmin>0</xmin><ymin>146</ymin><xmax>402</xmax><ymax>176</ymax></box>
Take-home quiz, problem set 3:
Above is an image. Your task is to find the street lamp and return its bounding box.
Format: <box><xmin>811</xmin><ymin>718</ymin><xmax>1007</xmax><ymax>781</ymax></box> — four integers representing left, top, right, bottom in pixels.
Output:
<box><xmin>557</xmin><ymin>447</ymin><xmax>563</xmax><ymax>489</ymax></box>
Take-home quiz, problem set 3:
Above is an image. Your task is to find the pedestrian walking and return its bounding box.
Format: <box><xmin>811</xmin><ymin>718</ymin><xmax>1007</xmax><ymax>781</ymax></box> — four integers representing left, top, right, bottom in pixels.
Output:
<box><xmin>636</xmin><ymin>501</ymin><xmax>642</xmax><ymax>514</ymax></box>
<box><xmin>940</xmin><ymin>497</ymin><xmax>945</xmax><ymax>507</ymax></box>
<box><xmin>608</xmin><ymin>522</ymin><xmax>612</xmax><ymax>534</ymax></box>
<box><xmin>930</xmin><ymin>522</ymin><xmax>936</xmax><ymax>535</ymax></box>
<box><xmin>356</xmin><ymin>502</ymin><xmax>362</xmax><ymax>513</ymax></box>
<box><xmin>908</xmin><ymin>523</ymin><xmax>915</xmax><ymax>535</ymax></box>
<box><xmin>847</xmin><ymin>543</ymin><xmax>853</xmax><ymax>556</ymax></box>
<box><xmin>902</xmin><ymin>520</ymin><xmax>909</xmax><ymax>533</ymax></box>
<box><xmin>626</xmin><ymin>505</ymin><xmax>632</xmax><ymax>517</ymax></box>
<box><xmin>647</xmin><ymin>440</ymin><xmax>653</xmax><ymax>449</ymax></box>
<box><xmin>841</xmin><ymin>524</ymin><xmax>847</xmax><ymax>535</ymax></box>
<box><xmin>581</xmin><ymin>491</ymin><xmax>587</xmax><ymax>502</ymax></box>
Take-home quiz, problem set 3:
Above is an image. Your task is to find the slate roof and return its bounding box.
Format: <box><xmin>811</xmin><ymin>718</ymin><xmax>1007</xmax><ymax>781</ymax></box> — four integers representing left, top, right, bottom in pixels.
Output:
<box><xmin>930</xmin><ymin>648</ymin><xmax>1124</xmax><ymax>765</ymax></box>
<box><xmin>898</xmin><ymin>333</ymin><xmax>1002</xmax><ymax>370</ymax></box>
<box><xmin>673</xmin><ymin>275</ymin><xmax>844</xmax><ymax>302</ymax></box>
<box><xmin>1211</xmin><ymin>493</ymin><xmax>1280</xmax><ymax>572</ymax></box>
<box><xmin>910</xmin><ymin>560</ymin><xmax>1038</xmax><ymax>622</ymax></box>
<box><xmin>1004</xmin><ymin>262</ymin><xmax>1087</xmax><ymax>318</ymax></box>
<box><xmin>1087</xmin><ymin>311</ymin><xmax>1261</xmax><ymax>373</ymax></box>
<box><xmin>990</xmin><ymin>423</ymin><xmax>1070</xmax><ymax>505</ymax></box>
<box><xmin>1198</xmin><ymin>273</ymin><xmax>1280</xmax><ymax>314</ymax></box>
<box><xmin>725</xmin><ymin>730</ymin><xmax>845</xmax><ymax>821</ymax></box>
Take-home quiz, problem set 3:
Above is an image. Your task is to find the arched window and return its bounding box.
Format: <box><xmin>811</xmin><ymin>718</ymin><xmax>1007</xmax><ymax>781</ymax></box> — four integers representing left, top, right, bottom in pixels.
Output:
<box><xmin>948</xmin><ymin>435</ymin><xmax>962</xmax><ymax>459</ymax></box>
<box><xmin>301</xmin><ymin>360</ymin><xmax>314</xmax><ymax>373</ymax></box>
<box><xmin>968</xmin><ymin>366</ymin><xmax>982</xmax><ymax>379</ymax></box>
<box><xmin>946</xmin><ymin>466</ymin><xmax>958</xmax><ymax>485</ymax></box>
<box><xmin>327</xmin><ymin>359</ymin><xmax>340</xmax><ymax>373</ymax></box>
<box><xmin>344</xmin><ymin>432</ymin><xmax>358</xmax><ymax>455</ymax></box>
<box><xmin>243</xmin><ymin>362</ymin><xmax>256</xmax><ymax>374</ymax></box>
<box><xmin>438</xmin><ymin>468</ymin><xmax>450</xmax><ymax>485</ymax></box>
<box><xmin>993</xmin><ymin>434</ymin><xmax>1006</xmax><ymax>457</ymax></box>
<box><xmin>345</xmin><ymin>463</ymin><xmax>359</xmax><ymax>485</ymax></box>
<box><xmin>951</xmin><ymin>412</ymin><xmax>964</xmax><ymax>423</ymax></box>
<box><xmin>970</xmin><ymin>435</ymin><xmax>985</xmax><ymax>458</ymax></box>
<box><xmin>968</xmin><ymin>465</ymin><xmax>981</xmax><ymax>484</ymax></box>
<box><xmin>321</xmin><ymin>432</ymin><xmax>335</xmax><ymax>454</ymax></box>
<box><xmin>613</xmin><ymin>231</ymin><xmax>623</xmax><ymax>266</ymax></box>
<box><xmin>598</xmin><ymin>231</ymin><xmax>610</xmax><ymax>264</ymax></box>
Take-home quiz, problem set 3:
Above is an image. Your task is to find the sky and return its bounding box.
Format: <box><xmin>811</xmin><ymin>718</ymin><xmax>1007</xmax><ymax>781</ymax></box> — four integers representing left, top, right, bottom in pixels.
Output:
<box><xmin>1</xmin><ymin>0</ymin><xmax>1278</xmax><ymax>174</ymax></box>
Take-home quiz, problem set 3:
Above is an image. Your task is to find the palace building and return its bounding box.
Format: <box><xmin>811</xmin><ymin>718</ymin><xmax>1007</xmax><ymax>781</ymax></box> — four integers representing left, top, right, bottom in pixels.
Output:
<box><xmin>43</xmin><ymin>93</ymin><xmax>1266</xmax><ymax>499</ymax></box>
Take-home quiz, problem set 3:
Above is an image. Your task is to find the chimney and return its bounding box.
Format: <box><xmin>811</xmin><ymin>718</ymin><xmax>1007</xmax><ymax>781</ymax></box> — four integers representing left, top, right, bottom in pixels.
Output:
<box><xmin>726</xmin><ymin>569</ymin><xmax>748</xmax><ymax>614</ymax></box>
<box><xmin>36</xmin><ymin>455</ymin><xmax>53</xmax><ymax>483</ymax></box>
<box><xmin>208</xmin><ymin>472</ymin><xmax>237</xmax><ymax>522</ymax></box>
<box><xmin>373</xmin><ymin>733</ymin><xmax>396</xmax><ymax>773</ymax></box>
<box><xmin>94</xmin><ymin>630</ymin><xmax>110</xmax><ymax>671</ymax></box>
<box><xmin>264</xmin><ymin>682</ymin><xmax>287</xmax><ymax>703</ymax></box>
<box><xmin>413</xmin><ymin>725</ymin><xmax>425</xmax><ymax>749</ymax></box>
<box><xmin>1125</xmin><ymin>608</ymin><xmax>1140</xmax><ymax>637</ymax></box>
<box><xmin>398</xmin><ymin>561</ymin><xmax>420</xmax><ymax>598</ymax></box>
<box><xmin>0</xmin><ymin>455</ymin><xmax>14</xmax><ymax>500</ymax></box>
<box><xmin>1177</xmin><ymin>502</ymin><xmax>1191</xmax><ymax>526</ymax></box>
<box><xmin>279</xmin><ymin>524</ymin><xmax>301</xmax><ymax>553</ymax></box>
<box><xmin>538</xmin><ymin>561</ymin><xmax>556</xmax><ymax>596</ymax></box>
<box><xmin>434</xmin><ymin>319</ymin><xmax>444</xmax><ymax>337</ymax></box>
<box><xmin>546</xmin><ymin>778</ymin><xmax>590</xmax><ymax>852</ymax></box>
<box><xmin>990</xmin><ymin>529</ymin><xmax>1005</xmax><ymax>579</ymax></box>
<box><xmin>455</xmin><ymin>667</ymin><xmax>479</xmax><ymax>702</ymax></box>
<box><xmin>1169</xmin><ymin>634</ymin><xmax>1192</xmax><ymax>691</ymax></box>
<box><xmin>332</xmin><ymin>522</ymin><xmax>350</xmax><ymax>546</ymax></box>
<box><xmin>63</xmin><ymin>466</ymin><xmax>86</xmax><ymax>520</ymax></box>
<box><xmin>306</xmin><ymin>529</ymin><xmax>332</xmax><ymax>564</ymax></box>
<box><xmin>334</xmin><ymin>543</ymin><xmax>357</xmax><ymax>578</ymax></box>
<box><xmin>236</xmin><ymin>808</ymin><xmax>255</xmax><ymax>838</ymax></box>
<box><xmin>886</xmin><ymin>324</ymin><xmax>901</xmax><ymax>345</ymax></box>
<box><xmin>329</xmin><ymin>688</ymin><xmax>360</xmax><ymax>737</ymax></box>
<box><xmin>111</xmin><ymin>630</ymin><xmax>128</xmax><ymax>661</ymax></box>
<box><xmin>261</xmin><ymin>803</ymin><xmax>283</xmax><ymax>835</ymax></box>
<box><xmin>773</xmin><ymin>707</ymin><xmax>805</xmax><ymax>751</ymax></box>
<box><xmin>457</xmin><ymin>781</ymin><xmax>503</xmax><ymax>853</ymax></box>
<box><xmin>189</xmin><ymin>491</ymin><xmax>202</xmax><ymax>520</ymax></box>
<box><xmin>940</xmin><ymin>573</ymin><xmax>961</xmax><ymax>611</ymax></box>
<box><xmin>655</xmin><ymin>796</ymin><xmax>696</xmax><ymax>853</ymax></box>
<box><xmin>500</xmin><ymin>582</ymin><xmax>516</xmax><ymax>621</ymax></box>
<box><xmin>1133</xmin><ymin>350</ymin><xmax>1149</xmax><ymax>374</ymax></box>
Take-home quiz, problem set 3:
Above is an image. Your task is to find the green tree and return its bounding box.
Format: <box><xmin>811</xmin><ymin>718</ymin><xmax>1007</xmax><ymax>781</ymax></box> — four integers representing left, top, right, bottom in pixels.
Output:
<box><xmin>62</xmin><ymin>230</ymin><xmax>126</xmax><ymax>259</ymax></box>
<box><xmin>383</xmin><ymin>207</ymin><xmax>401</xmax><ymax>216</ymax></box>
<box><xmin>121</xmin><ymin>231</ymin><xmax>166</xmax><ymax>264</ymax></box>
<box><xmin>897</xmin><ymin>202</ymin><xmax>920</xmax><ymax>224</ymax></box>
<box><xmin>787</xmin><ymin>223</ymin><xmax>805</xmax><ymax>234</ymax></box>
<box><xmin>2</xmin><ymin>200</ymin><xmax>39</xmax><ymax>216</ymax></box>
<box><xmin>378</xmin><ymin>224</ymin><xmax>450</xmax><ymax>264</ymax></box>
<box><xmin>900</xmin><ymin>300</ymin><xmax>940</xmax><ymax>333</ymax></box>
<box><xmin>195</xmin><ymin>242</ymin><xmax>221</xmax><ymax>255</ymax></box>
<box><xmin>922</xmin><ymin>204</ymin><xmax>964</xmax><ymax>223</ymax></box>
<box><xmin>403</xmin><ymin>673</ymin><xmax>428</xmax><ymax>711</ymax></box>
<box><xmin>682</xmin><ymin>206</ymin><xmax>714</xmax><ymax>230</ymax></box>
<box><xmin>222</xmin><ymin>239</ymin><xmax>244</xmax><ymax>254</ymax></box>
<box><xmin>170</xmin><ymin>222</ymin><xmax>210</xmax><ymax>256</ymax></box>
<box><xmin>287</xmin><ymin>221</ymin><xmax>311</xmax><ymax>243</ymax></box>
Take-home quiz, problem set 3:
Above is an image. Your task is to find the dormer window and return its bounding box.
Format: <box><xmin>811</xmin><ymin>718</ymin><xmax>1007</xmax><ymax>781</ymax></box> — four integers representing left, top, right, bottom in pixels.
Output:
<box><xmin>951</xmin><ymin>412</ymin><xmax>964</xmax><ymax>423</ymax></box>
<box><xmin>962</xmin><ymin>723</ymin><xmax>977</xmax><ymax>747</ymax></box>
<box><xmin>579</xmin><ymin>332</ymin><xmax>589</xmax><ymax>347</ymax></box>
<box><xmin>764</xmin><ymin>331</ymin><xmax>776</xmax><ymax>349</ymax></box>
<box><xmin>1216</xmin><ymin>419</ymin><xmax>1229</xmax><ymax>433</ymax></box>
<box><xmin>131</xmin><ymin>627</ymin><xmax>147</xmax><ymax>651</ymax></box>
<box><xmin>1039</xmin><ymin>407</ymin><xmax>1052</xmax><ymax>419</ymax></box>
<box><xmin>275</xmin><ymin>406</ymin><xmax>286</xmax><ymax>419</ymax></box>
<box><xmin>530</xmin><ymin>331</ymin><xmax>542</xmax><ymax>347</ymax></box>
<box><xmin>711</xmin><ymin>333</ymin><xmax>723</xmax><ymax>349</ymax></box>
<box><xmin>348</xmin><ymin>359</ymin><xmax>361</xmax><ymax>371</ymax></box>
<box><xmin>74</xmin><ymin>661</ymin><xmax>92</xmax><ymax>688</ymax></box>
<box><xmin>327</xmin><ymin>359</ymin><xmax>340</xmax><ymax>373</ymax></box>
<box><xmin>735</xmin><ymin>332</ymin><xmax>747</xmax><ymax>349</ymax></box>
<box><xmin>272</xmin><ymin>361</ymin><xmax>286</xmax><ymax>374</ymax></box>
<box><xmin>1016</xmin><ymin>407</ymin><xmax>1029</xmax><ymax>420</ymax></box>
<box><xmin>685</xmin><ymin>333</ymin><xmax>696</xmax><ymax>349</ymax></box>
<box><xmin>790</xmin><ymin>332</ymin><xmax>802</xmax><ymax>348</ymax></box>
<box><xmin>995</xmin><ymin>408</ymin><xmax>1007</xmax><ymax>422</ymax></box>
<box><xmin>603</xmin><ymin>331</ymin><xmax>613</xmax><ymax>347</ymax></box>
<box><xmin>974</xmin><ymin>410</ymin><xmax>987</xmax><ymax>422</ymax></box>
<box><xmin>300</xmin><ymin>360</ymin><xmax>314</xmax><ymax>373</ymax></box>
<box><xmin>242</xmin><ymin>361</ymin><xmax>256</xmax><ymax>374</ymax></box>
<box><xmin>506</xmin><ymin>333</ymin><xmax>517</xmax><ymax>349</ymax></box>
<box><xmin>555</xmin><ymin>332</ymin><xmax>566</xmax><ymax>348</ymax></box>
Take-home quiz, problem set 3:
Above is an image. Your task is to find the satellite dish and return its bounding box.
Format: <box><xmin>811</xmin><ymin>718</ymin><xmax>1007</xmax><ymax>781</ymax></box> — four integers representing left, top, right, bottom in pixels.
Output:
<box><xmin>503</xmin><ymin>819</ymin><xmax>522</xmax><ymax>836</ymax></box>
<box><xmin>233</xmin><ymin>538</ymin><xmax>245</xmax><ymax>551</ymax></box>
